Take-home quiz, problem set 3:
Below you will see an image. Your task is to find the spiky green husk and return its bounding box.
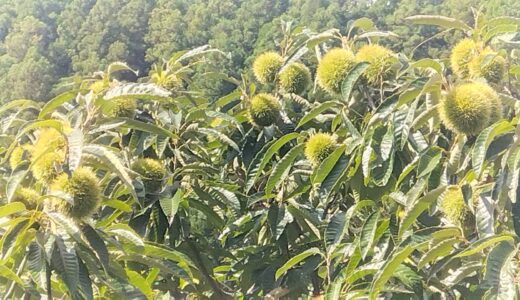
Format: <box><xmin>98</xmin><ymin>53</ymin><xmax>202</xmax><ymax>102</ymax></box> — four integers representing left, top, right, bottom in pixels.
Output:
<box><xmin>106</xmin><ymin>97</ymin><xmax>137</xmax><ymax>119</ymax></box>
<box><xmin>485</xmin><ymin>86</ymin><xmax>503</xmax><ymax>124</ymax></box>
<box><xmin>248</xmin><ymin>93</ymin><xmax>281</xmax><ymax>127</ymax></box>
<box><xmin>468</xmin><ymin>50</ymin><xmax>507</xmax><ymax>84</ymax></box>
<box><xmin>132</xmin><ymin>158</ymin><xmax>167</xmax><ymax>193</ymax></box>
<box><xmin>32</xmin><ymin>128</ymin><xmax>67</xmax><ymax>159</ymax></box>
<box><xmin>450</xmin><ymin>39</ymin><xmax>478</xmax><ymax>78</ymax></box>
<box><xmin>439</xmin><ymin>82</ymin><xmax>496</xmax><ymax>136</ymax></box>
<box><xmin>89</xmin><ymin>80</ymin><xmax>106</xmax><ymax>94</ymax></box>
<box><xmin>304</xmin><ymin>133</ymin><xmax>337</xmax><ymax>166</ymax></box>
<box><xmin>316</xmin><ymin>48</ymin><xmax>357</xmax><ymax>94</ymax></box>
<box><xmin>253</xmin><ymin>52</ymin><xmax>284</xmax><ymax>84</ymax></box>
<box><xmin>355</xmin><ymin>44</ymin><xmax>396</xmax><ymax>85</ymax></box>
<box><xmin>49</xmin><ymin>167</ymin><xmax>101</xmax><ymax>219</ymax></box>
<box><xmin>10</xmin><ymin>146</ymin><xmax>25</xmax><ymax>170</ymax></box>
<box><xmin>439</xmin><ymin>185</ymin><xmax>468</xmax><ymax>226</ymax></box>
<box><xmin>31</xmin><ymin>152</ymin><xmax>65</xmax><ymax>183</ymax></box>
<box><xmin>278</xmin><ymin>63</ymin><xmax>312</xmax><ymax>95</ymax></box>
<box><xmin>12</xmin><ymin>187</ymin><xmax>40</xmax><ymax>210</ymax></box>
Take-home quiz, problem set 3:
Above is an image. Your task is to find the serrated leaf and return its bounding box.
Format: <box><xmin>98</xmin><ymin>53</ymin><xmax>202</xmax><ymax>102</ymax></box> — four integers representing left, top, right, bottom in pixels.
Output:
<box><xmin>472</xmin><ymin>121</ymin><xmax>514</xmax><ymax>178</ymax></box>
<box><xmin>456</xmin><ymin>234</ymin><xmax>515</xmax><ymax>258</ymax></box>
<box><xmin>296</xmin><ymin>101</ymin><xmax>339</xmax><ymax>129</ymax></box>
<box><xmin>312</xmin><ymin>145</ymin><xmax>346</xmax><ymax>184</ymax></box>
<box><xmin>405</xmin><ymin>15</ymin><xmax>471</xmax><ymax>31</ymax></box>
<box><xmin>341</xmin><ymin>62</ymin><xmax>370</xmax><ymax>103</ymax></box>
<box><xmin>481</xmin><ymin>241</ymin><xmax>515</xmax><ymax>294</ymax></box>
<box><xmin>475</xmin><ymin>194</ymin><xmax>494</xmax><ymax>238</ymax></box>
<box><xmin>370</xmin><ymin>245</ymin><xmax>415</xmax><ymax>299</ymax></box>
<box><xmin>399</xmin><ymin>186</ymin><xmax>446</xmax><ymax>239</ymax></box>
<box><xmin>198</xmin><ymin>127</ymin><xmax>240</xmax><ymax>152</ymax></box>
<box><xmin>52</xmin><ymin>237</ymin><xmax>79</xmax><ymax>296</ymax></box>
<box><xmin>81</xmin><ymin>224</ymin><xmax>109</xmax><ymax>270</ymax></box>
<box><xmin>66</xmin><ymin>128</ymin><xmax>83</xmax><ymax>172</ymax></box>
<box><xmin>78</xmin><ymin>258</ymin><xmax>93</xmax><ymax>300</ymax></box>
<box><xmin>417</xmin><ymin>238</ymin><xmax>459</xmax><ymax>269</ymax></box>
<box><xmin>126</xmin><ymin>269</ymin><xmax>153</xmax><ymax>299</ymax></box>
<box><xmin>114</xmin><ymin>118</ymin><xmax>176</xmax><ymax>138</ymax></box>
<box><xmin>416</xmin><ymin>146</ymin><xmax>442</xmax><ymax>178</ymax></box>
<box><xmin>39</xmin><ymin>90</ymin><xmax>81</xmax><ymax>119</ymax></box>
<box><xmin>0</xmin><ymin>202</ymin><xmax>26</xmax><ymax>218</ymax></box>
<box><xmin>160</xmin><ymin>188</ymin><xmax>184</xmax><ymax>219</ymax></box>
<box><xmin>105</xmin><ymin>83</ymin><xmax>171</xmax><ymax>101</ymax></box>
<box><xmin>360</xmin><ymin>212</ymin><xmax>380</xmax><ymax>259</ymax></box>
<box><xmin>83</xmin><ymin>144</ymin><xmax>137</xmax><ymax>202</ymax></box>
<box><xmin>275</xmin><ymin>247</ymin><xmax>322</xmax><ymax>280</ymax></box>
<box><xmin>265</xmin><ymin>143</ymin><xmax>304</xmax><ymax>194</ymax></box>
<box><xmin>245</xmin><ymin>132</ymin><xmax>299</xmax><ymax>192</ymax></box>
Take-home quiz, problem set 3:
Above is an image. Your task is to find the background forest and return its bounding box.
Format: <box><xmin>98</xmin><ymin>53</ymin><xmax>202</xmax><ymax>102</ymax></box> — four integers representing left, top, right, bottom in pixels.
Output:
<box><xmin>0</xmin><ymin>0</ymin><xmax>519</xmax><ymax>102</ymax></box>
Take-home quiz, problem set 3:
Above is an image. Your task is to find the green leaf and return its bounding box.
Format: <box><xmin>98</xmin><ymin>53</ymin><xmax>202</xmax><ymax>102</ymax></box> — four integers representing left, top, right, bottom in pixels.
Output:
<box><xmin>126</xmin><ymin>270</ymin><xmax>153</xmax><ymax>299</ymax></box>
<box><xmin>319</xmin><ymin>153</ymin><xmax>350</xmax><ymax>199</ymax></box>
<box><xmin>245</xmin><ymin>132</ymin><xmax>299</xmax><ymax>193</ymax></box>
<box><xmin>399</xmin><ymin>186</ymin><xmax>446</xmax><ymax>239</ymax></box>
<box><xmin>307</xmin><ymin>29</ymin><xmax>340</xmax><ymax>48</ymax></box>
<box><xmin>416</xmin><ymin>146</ymin><xmax>442</xmax><ymax>178</ymax></box>
<box><xmin>114</xmin><ymin>118</ymin><xmax>176</xmax><ymax>138</ymax></box>
<box><xmin>324</xmin><ymin>212</ymin><xmax>347</xmax><ymax>250</ymax></box>
<box><xmin>66</xmin><ymin>128</ymin><xmax>83</xmax><ymax>172</ymax></box>
<box><xmin>82</xmin><ymin>144</ymin><xmax>137</xmax><ymax>202</ymax></box>
<box><xmin>370</xmin><ymin>245</ymin><xmax>415</xmax><ymax>299</ymax></box>
<box><xmin>405</xmin><ymin>15</ymin><xmax>471</xmax><ymax>31</ymax></box>
<box><xmin>104</xmin><ymin>83</ymin><xmax>171</xmax><ymax>101</ymax></box>
<box><xmin>77</xmin><ymin>258</ymin><xmax>93</xmax><ymax>300</ymax></box>
<box><xmin>0</xmin><ymin>99</ymin><xmax>39</xmax><ymax>116</ymax></box>
<box><xmin>268</xmin><ymin>204</ymin><xmax>293</xmax><ymax>240</ymax></box>
<box><xmin>52</xmin><ymin>237</ymin><xmax>79</xmax><ymax>296</ymax></box>
<box><xmin>341</xmin><ymin>62</ymin><xmax>370</xmax><ymax>103</ymax></box>
<box><xmin>198</xmin><ymin>128</ymin><xmax>240</xmax><ymax>153</ymax></box>
<box><xmin>265</xmin><ymin>143</ymin><xmax>304</xmax><ymax>194</ymax></box>
<box><xmin>312</xmin><ymin>145</ymin><xmax>346</xmax><ymax>185</ymax></box>
<box><xmin>107</xmin><ymin>61</ymin><xmax>138</xmax><ymax>78</ymax></box>
<box><xmin>38</xmin><ymin>90</ymin><xmax>81</xmax><ymax>119</ymax></box>
<box><xmin>360</xmin><ymin>212</ymin><xmax>380</xmax><ymax>259</ymax></box>
<box><xmin>275</xmin><ymin>247</ymin><xmax>322</xmax><ymax>280</ymax></box>
<box><xmin>0</xmin><ymin>202</ymin><xmax>26</xmax><ymax>218</ymax></box>
<box><xmin>475</xmin><ymin>194</ymin><xmax>494</xmax><ymax>238</ymax></box>
<box><xmin>103</xmin><ymin>199</ymin><xmax>132</xmax><ymax>212</ymax></box>
<box><xmin>0</xmin><ymin>265</ymin><xmax>24</xmax><ymax>287</ymax></box>
<box><xmin>356</xmin><ymin>31</ymin><xmax>399</xmax><ymax>39</ymax></box>
<box><xmin>411</xmin><ymin>58</ymin><xmax>443</xmax><ymax>74</ymax></box>
<box><xmin>143</xmin><ymin>243</ymin><xmax>195</xmax><ymax>270</ymax></box>
<box><xmin>296</xmin><ymin>101</ymin><xmax>339</xmax><ymax>129</ymax></box>
<box><xmin>81</xmin><ymin>224</ymin><xmax>109</xmax><ymax>270</ymax></box>
<box><xmin>455</xmin><ymin>233</ymin><xmax>515</xmax><ymax>258</ymax></box>
<box><xmin>481</xmin><ymin>241</ymin><xmax>515</xmax><ymax>293</ymax></box>
<box><xmin>107</xmin><ymin>224</ymin><xmax>145</xmax><ymax>247</ymax></box>
<box><xmin>417</xmin><ymin>238</ymin><xmax>459</xmax><ymax>269</ymax></box>
<box><xmin>160</xmin><ymin>188</ymin><xmax>184</xmax><ymax>219</ymax></box>
<box><xmin>472</xmin><ymin>121</ymin><xmax>514</xmax><ymax>178</ymax></box>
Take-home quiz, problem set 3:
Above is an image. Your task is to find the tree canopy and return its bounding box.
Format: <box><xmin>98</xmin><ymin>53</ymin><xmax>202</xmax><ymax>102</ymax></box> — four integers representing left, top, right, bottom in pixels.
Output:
<box><xmin>0</xmin><ymin>0</ymin><xmax>519</xmax><ymax>102</ymax></box>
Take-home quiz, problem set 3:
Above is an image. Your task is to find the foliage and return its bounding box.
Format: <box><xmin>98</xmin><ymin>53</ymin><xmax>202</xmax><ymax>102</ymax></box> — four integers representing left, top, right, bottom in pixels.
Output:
<box><xmin>0</xmin><ymin>7</ymin><xmax>520</xmax><ymax>300</ymax></box>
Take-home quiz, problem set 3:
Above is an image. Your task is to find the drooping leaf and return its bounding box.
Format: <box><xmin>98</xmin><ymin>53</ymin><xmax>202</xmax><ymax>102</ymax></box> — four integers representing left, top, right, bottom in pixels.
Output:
<box><xmin>275</xmin><ymin>247</ymin><xmax>322</xmax><ymax>280</ymax></box>
<box><xmin>399</xmin><ymin>186</ymin><xmax>446</xmax><ymax>239</ymax></box>
<box><xmin>265</xmin><ymin>143</ymin><xmax>304</xmax><ymax>194</ymax></box>
<box><xmin>370</xmin><ymin>245</ymin><xmax>415</xmax><ymax>299</ymax></box>
<box><xmin>405</xmin><ymin>15</ymin><xmax>471</xmax><ymax>31</ymax></box>
<box><xmin>341</xmin><ymin>62</ymin><xmax>370</xmax><ymax>103</ymax></box>
<box><xmin>360</xmin><ymin>212</ymin><xmax>380</xmax><ymax>259</ymax></box>
<box><xmin>104</xmin><ymin>83</ymin><xmax>171</xmax><ymax>101</ymax></box>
